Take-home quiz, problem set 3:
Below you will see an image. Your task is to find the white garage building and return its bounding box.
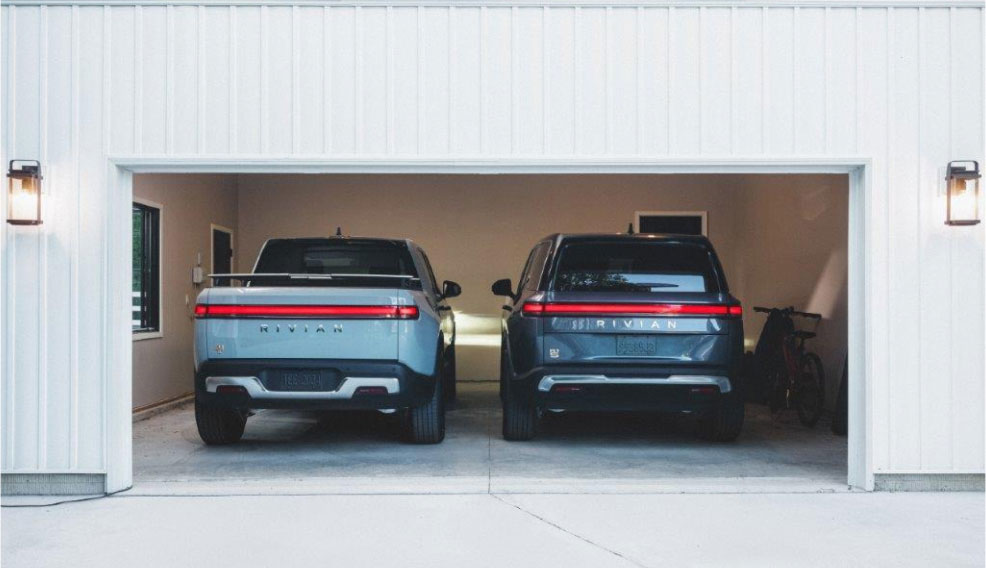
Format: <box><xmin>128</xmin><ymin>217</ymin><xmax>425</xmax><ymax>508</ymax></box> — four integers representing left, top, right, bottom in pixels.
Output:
<box><xmin>1</xmin><ymin>0</ymin><xmax>983</xmax><ymax>495</ymax></box>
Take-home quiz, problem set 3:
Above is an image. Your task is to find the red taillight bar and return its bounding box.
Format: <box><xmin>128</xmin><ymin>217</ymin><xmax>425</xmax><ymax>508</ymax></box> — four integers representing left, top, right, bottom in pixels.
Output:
<box><xmin>194</xmin><ymin>304</ymin><xmax>419</xmax><ymax>319</ymax></box>
<box><xmin>522</xmin><ymin>302</ymin><xmax>742</xmax><ymax>317</ymax></box>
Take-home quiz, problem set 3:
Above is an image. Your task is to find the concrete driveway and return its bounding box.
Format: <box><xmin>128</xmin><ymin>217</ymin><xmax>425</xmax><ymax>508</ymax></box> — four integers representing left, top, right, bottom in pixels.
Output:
<box><xmin>3</xmin><ymin>492</ymin><xmax>983</xmax><ymax>567</ymax></box>
<box><xmin>131</xmin><ymin>381</ymin><xmax>847</xmax><ymax>494</ymax></box>
<box><xmin>3</xmin><ymin>383</ymin><xmax>983</xmax><ymax>567</ymax></box>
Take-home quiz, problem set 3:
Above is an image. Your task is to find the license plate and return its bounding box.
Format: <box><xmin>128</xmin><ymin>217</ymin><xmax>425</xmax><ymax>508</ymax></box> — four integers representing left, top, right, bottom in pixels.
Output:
<box><xmin>616</xmin><ymin>335</ymin><xmax>658</xmax><ymax>356</ymax></box>
<box><xmin>277</xmin><ymin>371</ymin><xmax>324</xmax><ymax>391</ymax></box>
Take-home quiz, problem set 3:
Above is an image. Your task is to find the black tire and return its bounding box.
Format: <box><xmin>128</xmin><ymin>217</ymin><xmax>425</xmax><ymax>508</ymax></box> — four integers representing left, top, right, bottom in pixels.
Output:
<box><xmin>698</xmin><ymin>394</ymin><xmax>745</xmax><ymax>442</ymax></box>
<box><xmin>741</xmin><ymin>351</ymin><xmax>761</xmax><ymax>404</ymax></box>
<box><xmin>195</xmin><ymin>400</ymin><xmax>246</xmax><ymax>445</ymax></box>
<box><xmin>502</xmin><ymin>387</ymin><xmax>538</xmax><ymax>441</ymax></box>
<box><xmin>443</xmin><ymin>346</ymin><xmax>457</xmax><ymax>405</ymax></box>
<box><xmin>405</xmin><ymin>371</ymin><xmax>446</xmax><ymax>444</ymax></box>
<box><xmin>795</xmin><ymin>352</ymin><xmax>825</xmax><ymax>428</ymax></box>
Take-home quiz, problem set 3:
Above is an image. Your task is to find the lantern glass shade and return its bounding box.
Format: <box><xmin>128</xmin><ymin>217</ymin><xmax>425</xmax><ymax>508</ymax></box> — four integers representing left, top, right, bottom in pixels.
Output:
<box><xmin>7</xmin><ymin>160</ymin><xmax>42</xmax><ymax>225</ymax></box>
<box><xmin>946</xmin><ymin>161</ymin><xmax>981</xmax><ymax>226</ymax></box>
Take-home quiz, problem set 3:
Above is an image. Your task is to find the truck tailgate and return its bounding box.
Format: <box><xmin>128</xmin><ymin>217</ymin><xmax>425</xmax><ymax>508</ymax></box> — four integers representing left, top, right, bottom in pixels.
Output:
<box><xmin>197</xmin><ymin>287</ymin><xmax>413</xmax><ymax>361</ymax></box>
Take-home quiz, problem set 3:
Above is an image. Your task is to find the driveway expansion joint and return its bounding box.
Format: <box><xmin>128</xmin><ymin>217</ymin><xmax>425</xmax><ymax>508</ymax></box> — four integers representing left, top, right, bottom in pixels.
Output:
<box><xmin>490</xmin><ymin>493</ymin><xmax>650</xmax><ymax>568</ymax></box>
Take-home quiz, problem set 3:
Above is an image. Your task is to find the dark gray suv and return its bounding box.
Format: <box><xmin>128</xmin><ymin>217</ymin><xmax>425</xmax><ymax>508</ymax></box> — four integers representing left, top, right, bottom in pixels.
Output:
<box><xmin>492</xmin><ymin>233</ymin><xmax>745</xmax><ymax>442</ymax></box>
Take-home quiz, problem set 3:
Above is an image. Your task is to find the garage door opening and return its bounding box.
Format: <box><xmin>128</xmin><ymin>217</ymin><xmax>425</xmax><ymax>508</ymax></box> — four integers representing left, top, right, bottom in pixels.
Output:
<box><xmin>128</xmin><ymin>172</ymin><xmax>851</xmax><ymax>493</ymax></box>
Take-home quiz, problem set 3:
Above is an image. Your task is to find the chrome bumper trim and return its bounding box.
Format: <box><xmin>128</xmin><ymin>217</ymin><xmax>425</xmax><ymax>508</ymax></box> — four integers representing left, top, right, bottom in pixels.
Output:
<box><xmin>537</xmin><ymin>374</ymin><xmax>731</xmax><ymax>394</ymax></box>
<box><xmin>204</xmin><ymin>376</ymin><xmax>400</xmax><ymax>399</ymax></box>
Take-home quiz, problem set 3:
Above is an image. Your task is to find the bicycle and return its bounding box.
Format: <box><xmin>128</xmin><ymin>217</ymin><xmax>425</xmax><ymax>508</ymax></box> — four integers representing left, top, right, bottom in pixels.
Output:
<box><xmin>752</xmin><ymin>306</ymin><xmax>826</xmax><ymax>428</ymax></box>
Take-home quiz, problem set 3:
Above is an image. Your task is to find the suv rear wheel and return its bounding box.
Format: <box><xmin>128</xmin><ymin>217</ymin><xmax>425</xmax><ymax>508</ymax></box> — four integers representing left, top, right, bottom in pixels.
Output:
<box><xmin>195</xmin><ymin>401</ymin><xmax>247</xmax><ymax>445</ymax></box>
<box><xmin>406</xmin><ymin>370</ymin><xmax>446</xmax><ymax>444</ymax></box>
<box><xmin>502</xmin><ymin>382</ymin><xmax>538</xmax><ymax>441</ymax></box>
<box><xmin>697</xmin><ymin>394</ymin><xmax>745</xmax><ymax>442</ymax></box>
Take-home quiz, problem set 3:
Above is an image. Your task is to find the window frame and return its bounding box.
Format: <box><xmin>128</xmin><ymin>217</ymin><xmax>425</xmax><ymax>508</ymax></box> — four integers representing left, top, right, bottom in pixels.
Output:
<box><xmin>210</xmin><ymin>223</ymin><xmax>235</xmax><ymax>288</ymax></box>
<box><xmin>132</xmin><ymin>198</ymin><xmax>163</xmax><ymax>340</ymax></box>
<box><xmin>634</xmin><ymin>210</ymin><xmax>708</xmax><ymax>236</ymax></box>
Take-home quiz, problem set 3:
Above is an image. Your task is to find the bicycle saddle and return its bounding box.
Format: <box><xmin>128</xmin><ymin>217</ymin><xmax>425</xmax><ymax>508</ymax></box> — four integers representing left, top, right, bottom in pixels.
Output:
<box><xmin>792</xmin><ymin>330</ymin><xmax>816</xmax><ymax>340</ymax></box>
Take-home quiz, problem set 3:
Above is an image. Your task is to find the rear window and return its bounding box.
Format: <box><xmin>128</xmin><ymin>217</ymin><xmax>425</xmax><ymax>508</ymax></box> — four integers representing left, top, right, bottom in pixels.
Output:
<box><xmin>551</xmin><ymin>241</ymin><xmax>720</xmax><ymax>293</ymax></box>
<box><xmin>253</xmin><ymin>239</ymin><xmax>419</xmax><ymax>287</ymax></box>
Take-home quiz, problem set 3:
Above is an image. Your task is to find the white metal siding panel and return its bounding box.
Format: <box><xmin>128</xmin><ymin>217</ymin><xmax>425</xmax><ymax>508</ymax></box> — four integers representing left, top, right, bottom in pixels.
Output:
<box><xmin>77</xmin><ymin>5</ymin><xmax>108</xmax><ymax>471</ymax></box>
<box><xmin>41</xmin><ymin>6</ymin><xmax>75</xmax><ymax>470</ymax></box>
<box><xmin>855</xmin><ymin>6</ymin><xmax>892</xmax><ymax>471</ymax></box>
<box><xmin>918</xmin><ymin>7</ymin><xmax>953</xmax><ymax>471</ymax></box>
<box><xmin>888</xmin><ymin>7</ymin><xmax>922</xmax><ymax>470</ymax></box>
<box><xmin>1</xmin><ymin>2</ymin><xmax>983</xmax><ymax>479</ymax></box>
<box><xmin>949</xmin><ymin>7</ymin><xmax>985</xmax><ymax>472</ymax></box>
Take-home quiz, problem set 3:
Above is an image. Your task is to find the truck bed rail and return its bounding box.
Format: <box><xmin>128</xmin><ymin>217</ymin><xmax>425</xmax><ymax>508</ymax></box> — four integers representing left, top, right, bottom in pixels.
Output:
<box><xmin>208</xmin><ymin>273</ymin><xmax>421</xmax><ymax>282</ymax></box>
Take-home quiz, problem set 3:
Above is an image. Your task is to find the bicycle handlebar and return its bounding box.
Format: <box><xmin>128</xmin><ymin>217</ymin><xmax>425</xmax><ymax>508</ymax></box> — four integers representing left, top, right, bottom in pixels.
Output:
<box><xmin>751</xmin><ymin>306</ymin><xmax>822</xmax><ymax>319</ymax></box>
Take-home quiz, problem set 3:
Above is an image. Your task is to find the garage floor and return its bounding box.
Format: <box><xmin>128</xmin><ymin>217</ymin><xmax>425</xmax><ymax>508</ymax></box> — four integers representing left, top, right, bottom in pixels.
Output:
<box><xmin>133</xmin><ymin>382</ymin><xmax>846</xmax><ymax>494</ymax></box>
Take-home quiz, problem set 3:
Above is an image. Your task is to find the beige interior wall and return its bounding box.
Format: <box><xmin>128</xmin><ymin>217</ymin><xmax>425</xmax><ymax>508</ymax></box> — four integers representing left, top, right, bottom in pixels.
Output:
<box><xmin>729</xmin><ymin>176</ymin><xmax>850</xmax><ymax>407</ymax></box>
<box><xmin>132</xmin><ymin>174</ymin><xmax>238</xmax><ymax>409</ymax></box>
<box><xmin>236</xmin><ymin>173</ymin><xmax>847</xmax><ymax>386</ymax></box>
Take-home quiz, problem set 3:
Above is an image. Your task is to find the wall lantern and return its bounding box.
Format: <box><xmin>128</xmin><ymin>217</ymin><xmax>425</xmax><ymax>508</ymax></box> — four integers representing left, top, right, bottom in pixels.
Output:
<box><xmin>945</xmin><ymin>160</ymin><xmax>981</xmax><ymax>226</ymax></box>
<box><xmin>7</xmin><ymin>159</ymin><xmax>42</xmax><ymax>225</ymax></box>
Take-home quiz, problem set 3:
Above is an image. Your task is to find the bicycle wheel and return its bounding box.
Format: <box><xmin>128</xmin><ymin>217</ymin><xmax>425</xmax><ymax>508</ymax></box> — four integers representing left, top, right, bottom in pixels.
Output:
<box><xmin>795</xmin><ymin>352</ymin><xmax>825</xmax><ymax>427</ymax></box>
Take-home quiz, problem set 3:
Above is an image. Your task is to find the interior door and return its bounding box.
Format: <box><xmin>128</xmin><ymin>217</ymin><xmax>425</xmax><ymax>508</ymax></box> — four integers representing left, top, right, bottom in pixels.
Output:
<box><xmin>212</xmin><ymin>228</ymin><xmax>233</xmax><ymax>287</ymax></box>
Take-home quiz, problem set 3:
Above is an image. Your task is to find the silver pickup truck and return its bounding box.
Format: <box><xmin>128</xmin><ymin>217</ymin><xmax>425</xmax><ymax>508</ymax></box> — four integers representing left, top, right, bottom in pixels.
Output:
<box><xmin>193</xmin><ymin>237</ymin><xmax>459</xmax><ymax>445</ymax></box>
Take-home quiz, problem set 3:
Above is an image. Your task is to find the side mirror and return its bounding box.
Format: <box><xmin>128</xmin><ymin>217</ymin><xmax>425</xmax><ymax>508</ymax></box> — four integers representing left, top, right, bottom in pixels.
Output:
<box><xmin>441</xmin><ymin>280</ymin><xmax>462</xmax><ymax>300</ymax></box>
<box><xmin>491</xmin><ymin>278</ymin><xmax>514</xmax><ymax>298</ymax></box>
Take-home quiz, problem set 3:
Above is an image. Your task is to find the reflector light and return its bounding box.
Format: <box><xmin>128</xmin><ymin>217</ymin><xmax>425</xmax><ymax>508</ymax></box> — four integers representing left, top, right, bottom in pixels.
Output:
<box><xmin>353</xmin><ymin>386</ymin><xmax>389</xmax><ymax>396</ymax></box>
<box><xmin>216</xmin><ymin>385</ymin><xmax>248</xmax><ymax>395</ymax></box>
<box><xmin>194</xmin><ymin>304</ymin><xmax>419</xmax><ymax>319</ymax></box>
<box><xmin>522</xmin><ymin>302</ymin><xmax>742</xmax><ymax>317</ymax></box>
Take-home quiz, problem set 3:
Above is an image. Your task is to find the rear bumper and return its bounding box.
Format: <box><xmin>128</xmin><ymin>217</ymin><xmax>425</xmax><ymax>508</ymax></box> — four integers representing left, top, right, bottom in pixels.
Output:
<box><xmin>195</xmin><ymin>358</ymin><xmax>437</xmax><ymax>410</ymax></box>
<box><xmin>506</xmin><ymin>364</ymin><xmax>738</xmax><ymax>412</ymax></box>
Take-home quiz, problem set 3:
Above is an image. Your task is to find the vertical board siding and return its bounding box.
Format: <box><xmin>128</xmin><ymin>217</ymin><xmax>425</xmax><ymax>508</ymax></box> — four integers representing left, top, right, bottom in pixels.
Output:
<box><xmin>887</xmin><ymin>7</ymin><xmax>922</xmax><ymax>470</ymax></box>
<box><xmin>42</xmin><ymin>6</ymin><xmax>75</xmax><ymax>470</ymax></box>
<box><xmin>0</xmin><ymin>3</ymin><xmax>983</xmax><ymax>477</ymax></box>
<box><xmin>855</xmin><ymin>6</ymin><xmax>891</xmax><ymax>471</ymax></box>
<box><xmin>949</xmin><ymin>7</ymin><xmax>985</xmax><ymax>472</ymax></box>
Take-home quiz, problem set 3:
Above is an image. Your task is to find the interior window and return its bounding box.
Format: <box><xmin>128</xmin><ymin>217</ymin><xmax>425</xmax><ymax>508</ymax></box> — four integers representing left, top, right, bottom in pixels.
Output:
<box><xmin>132</xmin><ymin>202</ymin><xmax>161</xmax><ymax>333</ymax></box>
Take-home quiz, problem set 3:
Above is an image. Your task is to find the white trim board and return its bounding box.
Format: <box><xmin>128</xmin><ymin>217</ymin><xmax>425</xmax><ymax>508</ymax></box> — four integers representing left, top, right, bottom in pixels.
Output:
<box><xmin>110</xmin><ymin>155</ymin><xmax>873</xmax><ymax>174</ymax></box>
<box><xmin>103</xmin><ymin>157</ymin><xmax>871</xmax><ymax>494</ymax></box>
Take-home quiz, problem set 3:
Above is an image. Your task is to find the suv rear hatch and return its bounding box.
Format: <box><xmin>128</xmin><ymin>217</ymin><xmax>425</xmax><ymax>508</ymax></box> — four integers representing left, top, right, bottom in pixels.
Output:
<box><xmin>533</xmin><ymin>239</ymin><xmax>740</xmax><ymax>367</ymax></box>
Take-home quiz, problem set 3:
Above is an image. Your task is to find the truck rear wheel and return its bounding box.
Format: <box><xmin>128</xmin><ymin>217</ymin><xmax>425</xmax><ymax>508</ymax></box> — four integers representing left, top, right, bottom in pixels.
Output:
<box><xmin>697</xmin><ymin>394</ymin><xmax>745</xmax><ymax>442</ymax></box>
<box><xmin>406</xmin><ymin>376</ymin><xmax>446</xmax><ymax>444</ymax></box>
<box><xmin>195</xmin><ymin>400</ymin><xmax>246</xmax><ymax>445</ymax></box>
<box><xmin>443</xmin><ymin>346</ymin><xmax>457</xmax><ymax>405</ymax></box>
<box><xmin>502</xmin><ymin>391</ymin><xmax>538</xmax><ymax>441</ymax></box>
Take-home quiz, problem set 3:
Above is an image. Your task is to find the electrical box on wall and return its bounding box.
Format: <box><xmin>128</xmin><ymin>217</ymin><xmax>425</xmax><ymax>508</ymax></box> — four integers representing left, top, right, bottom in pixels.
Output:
<box><xmin>192</xmin><ymin>266</ymin><xmax>204</xmax><ymax>285</ymax></box>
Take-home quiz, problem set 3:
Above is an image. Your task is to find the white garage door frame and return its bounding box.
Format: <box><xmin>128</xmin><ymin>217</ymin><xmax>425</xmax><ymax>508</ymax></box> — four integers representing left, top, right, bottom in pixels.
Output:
<box><xmin>105</xmin><ymin>155</ymin><xmax>872</xmax><ymax>492</ymax></box>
